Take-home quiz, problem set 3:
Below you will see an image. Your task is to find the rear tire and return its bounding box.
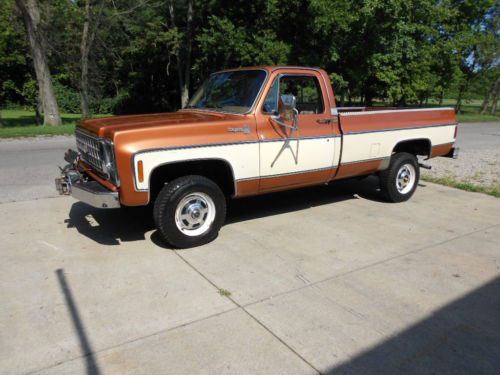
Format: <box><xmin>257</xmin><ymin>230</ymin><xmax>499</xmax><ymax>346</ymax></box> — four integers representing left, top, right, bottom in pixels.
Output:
<box><xmin>153</xmin><ymin>175</ymin><xmax>226</xmax><ymax>248</ymax></box>
<box><xmin>379</xmin><ymin>152</ymin><xmax>419</xmax><ymax>202</ymax></box>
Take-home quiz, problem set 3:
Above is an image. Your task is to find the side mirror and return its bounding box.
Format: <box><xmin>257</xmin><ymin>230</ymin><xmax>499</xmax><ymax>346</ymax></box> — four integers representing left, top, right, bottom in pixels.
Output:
<box><xmin>278</xmin><ymin>94</ymin><xmax>297</xmax><ymax>122</ymax></box>
<box><xmin>271</xmin><ymin>94</ymin><xmax>298</xmax><ymax>130</ymax></box>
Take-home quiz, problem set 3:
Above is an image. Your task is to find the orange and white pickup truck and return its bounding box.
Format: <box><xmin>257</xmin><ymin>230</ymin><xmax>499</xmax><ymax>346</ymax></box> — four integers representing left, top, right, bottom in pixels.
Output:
<box><xmin>56</xmin><ymin>66</ymin><xmax>458</xmax><ymax>248</ymax></box>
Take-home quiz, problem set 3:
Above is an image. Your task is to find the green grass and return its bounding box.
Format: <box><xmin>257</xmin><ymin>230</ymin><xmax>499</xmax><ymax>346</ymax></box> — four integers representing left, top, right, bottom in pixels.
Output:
<box><xmin>218</xmin><ymin>288</ymin><xmax>232</xmax><ymax>297</ymax></box>
<box><xmin>422</xmin><ymin>175</ymin><xmax>500</xmax><ymax>198</ymax></box>
<box><xmin>427</xmin><ymin>98</ymin><xmax>500</xmax><ymax>123</ymax></box>
<box><xmin>367</xmin><ymin>98</ymin><xmax>499</xmax><ymax>123</ymax></box>
<box><xmin>0</xmin><ymin>109</ymin><xmax>110</xmax><ymax>138</ymax></box>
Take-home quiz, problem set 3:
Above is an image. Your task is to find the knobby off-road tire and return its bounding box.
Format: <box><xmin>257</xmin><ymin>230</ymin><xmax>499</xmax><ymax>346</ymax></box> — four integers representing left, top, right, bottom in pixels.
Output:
<box><xmin>379</xmin><ymin>152</ymin><xmax>420</xmax><ymax>203</ymax></box>
<box><xmin>153</xmin><ymin>175</ymin><xmax>226</xmax><ymax>248</ymax></box>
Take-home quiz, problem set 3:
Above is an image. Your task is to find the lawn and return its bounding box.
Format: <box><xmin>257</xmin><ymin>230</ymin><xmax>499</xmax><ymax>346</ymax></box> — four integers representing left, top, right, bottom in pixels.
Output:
<box><xmin>0</xmin><ymin>109</ymin><xmax>79</xmax><ymax>138</ymax></box>
<box><xmin>0</xmin><ymin>109</ymin><xmax>112</xmax><ymax>138</ymax></box>
<box><xmin>431</xmin><ymin>99</ymin><xmax>500</xmax><ymax>123</ymax></box>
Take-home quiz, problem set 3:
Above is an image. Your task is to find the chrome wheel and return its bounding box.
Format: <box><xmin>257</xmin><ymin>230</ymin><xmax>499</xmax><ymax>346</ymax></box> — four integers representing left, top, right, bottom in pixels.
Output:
<box><xmin>396</xmin><ymin>163</ymin><xmax>416</xmax><ymax>194</ymax></box>
<box><xmin>175</xmin><ymin>192</ymin><xmax>216</xmax><ymax>237</ymax></box>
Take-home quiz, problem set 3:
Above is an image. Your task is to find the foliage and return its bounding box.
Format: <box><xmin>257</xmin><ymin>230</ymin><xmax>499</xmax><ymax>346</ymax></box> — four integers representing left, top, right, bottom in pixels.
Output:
<box><xmin>0</xmin><ymin>0</ymin><xmax>498</xmax><ymax>116</ymax></box>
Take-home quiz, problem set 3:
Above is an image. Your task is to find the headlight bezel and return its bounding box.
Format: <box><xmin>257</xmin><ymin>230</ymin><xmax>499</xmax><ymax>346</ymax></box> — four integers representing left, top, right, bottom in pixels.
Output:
<box><xmin>99</xmin><ymin>139</ymin><xmax>120</xmax><ymax>187</ymax></box>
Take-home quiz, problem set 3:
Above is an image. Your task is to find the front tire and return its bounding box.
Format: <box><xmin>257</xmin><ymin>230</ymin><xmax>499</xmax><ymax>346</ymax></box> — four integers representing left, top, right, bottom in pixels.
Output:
<box><xmin>153</xmin><ymin>175</ymin><xmax>226</xmax><ymax>248</ymax></box>
<box><xmin>379</xmin><ymin>152</ymin><xmax>419</xmax><ymax>202</ymax></box>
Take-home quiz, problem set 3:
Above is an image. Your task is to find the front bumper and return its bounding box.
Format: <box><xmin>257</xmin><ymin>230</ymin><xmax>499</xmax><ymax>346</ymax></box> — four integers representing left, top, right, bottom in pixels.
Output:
<box><xmin>55</xmin><ymin>149</ymin><xmax>120</xmax><ymax>209</ymax></box>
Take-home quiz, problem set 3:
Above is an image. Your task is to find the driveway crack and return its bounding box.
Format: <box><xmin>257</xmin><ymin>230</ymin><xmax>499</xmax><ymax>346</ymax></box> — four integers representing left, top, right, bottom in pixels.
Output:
<box><xmin>172</xmin><ymin>249</ymin><xmax>322</xmax><ymax>375</ymax></box>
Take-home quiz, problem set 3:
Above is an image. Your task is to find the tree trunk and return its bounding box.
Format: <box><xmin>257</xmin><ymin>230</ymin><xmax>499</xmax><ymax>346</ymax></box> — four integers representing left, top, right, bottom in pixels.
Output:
<box><xmin>339</xmin><ymin>93</ymin><xmax>345</xmax><ymax>107</ymax></box>
<box><xmin>80</xmin><ymin>0</ymin><xmax>91</xmax><ymax>118</ymax></box>
<box><xmin>0</xmin><ymin>111</ymin><xmax>3</xmax><ymax>128</ymax></box>
<box><xmin>35</xmin><ymin>96</ymin><xmax>43</xmax><ymax>125</ymax></box>
<box><xmin>479</xmin><ymin>89</ymin><xmax>490</xmax><ymax>115</ymax></box>
<box><xmin>455</xmin><ymin>83</ymin><xmax>465</xmax><ymax>112</ymax></box>
<box><xmin>169</xmin><ymin>0</ymin><xmax>193</xmax><ymax>108</ymax></box>
<box><xmin>15</xmin><ymin>0</ymin><xmax>61</xmax><ymax>126</ymax></box>
<box><xmin>80</xmin><ymin>0</ymin><xmax>102</xmax><ymax>118</ymax></box>
<box><xmin>181</xmin><ymin>0</ymin><xmax>193</xmax><ymax>108</ymax></box>
<box><xmin>488</xmin><ymin>76</ymin><xmax>499</xmax><ymax>115</ymax></box>
<box><xmin>455</xmin><ymin>65</ymin><xmax>475</xmax><ymax>113</ymax></box>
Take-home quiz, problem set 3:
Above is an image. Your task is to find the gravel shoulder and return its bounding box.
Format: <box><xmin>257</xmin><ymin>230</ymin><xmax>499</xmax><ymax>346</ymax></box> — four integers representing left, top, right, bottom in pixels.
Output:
<box><xmin>422</xmin><ymin>122</ymin><xmax>500</xmax><ymax>189</ymax></box>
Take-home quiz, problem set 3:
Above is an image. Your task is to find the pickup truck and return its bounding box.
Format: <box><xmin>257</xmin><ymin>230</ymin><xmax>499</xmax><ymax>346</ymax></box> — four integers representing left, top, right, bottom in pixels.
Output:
<box><xmin>56</xmin><ymin>66</ymin><xmax>458</xmax><ymax>248</ymax></box>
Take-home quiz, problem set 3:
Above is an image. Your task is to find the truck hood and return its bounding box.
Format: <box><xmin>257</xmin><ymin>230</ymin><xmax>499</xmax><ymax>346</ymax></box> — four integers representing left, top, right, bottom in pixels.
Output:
<box><xmin>77</xmin><ymin>110</ymin><xmax>234</xmax><ymax>138</ymax></box>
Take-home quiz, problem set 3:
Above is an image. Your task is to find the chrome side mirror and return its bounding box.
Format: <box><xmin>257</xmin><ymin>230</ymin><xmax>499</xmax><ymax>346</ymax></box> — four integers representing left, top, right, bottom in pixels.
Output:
<box><xmin>271</xmin><ymin>94</ymin><xmax>299</xmax><ymax>130</ymax></box>
<box><xmin>278</xmin><ymin>94</ymin><xmax>296</xmax><ymax>121</ymax></box>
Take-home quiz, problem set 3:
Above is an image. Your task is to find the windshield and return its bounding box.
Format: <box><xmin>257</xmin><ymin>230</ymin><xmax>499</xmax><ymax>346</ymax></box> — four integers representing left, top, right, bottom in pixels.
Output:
<box><xmin>186</xmin><ymin>70</ymin><xmax>266</xmax><ymax>114</ymax></box>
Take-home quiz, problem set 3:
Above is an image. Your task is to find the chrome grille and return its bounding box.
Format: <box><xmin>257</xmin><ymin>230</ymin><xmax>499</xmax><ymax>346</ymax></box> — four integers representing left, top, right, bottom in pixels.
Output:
<box><xmin>75</xmin><ymin>130</ymin><xmax>104</xmax><ymax>173</ymax></box>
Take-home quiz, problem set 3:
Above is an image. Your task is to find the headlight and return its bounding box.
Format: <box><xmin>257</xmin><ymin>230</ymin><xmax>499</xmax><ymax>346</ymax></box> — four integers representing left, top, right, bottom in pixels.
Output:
<box><xmin>99</xmin><ymin>139</ymin><xmax>120</xmax><ymax>186</ymax></box>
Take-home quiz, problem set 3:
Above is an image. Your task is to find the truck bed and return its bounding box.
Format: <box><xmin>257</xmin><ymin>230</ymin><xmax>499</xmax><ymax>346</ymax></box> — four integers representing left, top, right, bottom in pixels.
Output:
<box><xmin>334</xmin><ymin>107</ymin><xmax>457</xmax><ymax>179</ymax></box>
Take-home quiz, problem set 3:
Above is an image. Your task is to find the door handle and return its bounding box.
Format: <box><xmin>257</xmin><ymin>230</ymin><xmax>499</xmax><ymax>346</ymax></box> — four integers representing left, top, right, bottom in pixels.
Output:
<box><xmin>316</xmin><ymin>119</ymin><xmax>332</xmax><ymax>124</ymax></box>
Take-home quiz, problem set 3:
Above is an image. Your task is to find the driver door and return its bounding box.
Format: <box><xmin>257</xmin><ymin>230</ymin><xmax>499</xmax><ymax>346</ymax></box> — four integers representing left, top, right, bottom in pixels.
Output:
<box><xmin>257</xmin><ymin>72</ymin><xmax>336</xmax><ymax>192</ymax></box>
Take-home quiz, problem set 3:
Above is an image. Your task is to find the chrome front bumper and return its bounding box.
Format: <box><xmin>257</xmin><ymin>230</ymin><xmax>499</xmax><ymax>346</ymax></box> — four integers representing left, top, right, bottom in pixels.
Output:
<box><xmin>55</xmin><ymin>149</ymin><xmax>120</xmax><ymax>209</ymax></box>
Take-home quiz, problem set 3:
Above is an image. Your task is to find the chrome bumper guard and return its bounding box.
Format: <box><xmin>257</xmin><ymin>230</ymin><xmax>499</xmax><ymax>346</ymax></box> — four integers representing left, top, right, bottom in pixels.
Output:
<box><xmin>55</xmin><ymin>149</ymin><xmax>120</xmax><ymax>209</ymax></box>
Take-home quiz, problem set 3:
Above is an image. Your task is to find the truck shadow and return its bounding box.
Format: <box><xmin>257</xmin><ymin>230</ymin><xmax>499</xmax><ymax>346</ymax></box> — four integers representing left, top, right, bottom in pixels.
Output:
<box><xmin>226</xmin><ymin>176</ymin><xmax>384</xmax><ymax>225</ymax></box>
<box><xmin>65</xmin><ymin>176</ymin><xmax>386</xmax><ymax>247</ymax></box>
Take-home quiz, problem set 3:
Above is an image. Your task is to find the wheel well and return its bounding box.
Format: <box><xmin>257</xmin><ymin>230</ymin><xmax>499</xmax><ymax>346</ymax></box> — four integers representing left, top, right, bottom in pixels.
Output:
<box><xmin>392</xmin><ymin>139</ymin><xmax>431</xmax><ymax>157</ymax></box>
<box><xmin>149</xmin><ymin>159</ymin><xmax>235</xmax><ymax>201</ymax></box>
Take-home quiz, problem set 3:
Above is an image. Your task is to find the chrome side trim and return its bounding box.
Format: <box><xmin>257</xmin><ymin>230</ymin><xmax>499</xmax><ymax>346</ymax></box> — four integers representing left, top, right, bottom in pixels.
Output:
<box><xmin>134</xmin><ymin>140</ymin><xmax>258</xmax><ymax>156</ymax></box>
<box><xmin>261</xmin><ymin>135</ymin><xmax>340</xmax><ymax>142</ymax></box>
<box><xmin>339</xmin><ymin>157</ymin><xmax>388</xmax><ymax>166</ymax></box>
<box><xmin>341</xmin><ymin>107</ymin><xmax>455</xmax><ymax>116</ymax></box>
<box><xmin>236</xmin><ymin>166</ymin><xmax>336</xmax><ymax>182</ymax></box>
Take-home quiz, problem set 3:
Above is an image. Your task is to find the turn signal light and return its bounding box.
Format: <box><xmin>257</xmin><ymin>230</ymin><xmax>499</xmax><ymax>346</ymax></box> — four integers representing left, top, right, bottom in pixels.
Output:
<box><xmin>137</xmin><ymin>160</ymin><xmax>144</xmax><ymax>182</ymax></box>
<box><xmin>454</xmin><ymin>125</ymin><xmax>458</xmax><ymax>139</ymax></box>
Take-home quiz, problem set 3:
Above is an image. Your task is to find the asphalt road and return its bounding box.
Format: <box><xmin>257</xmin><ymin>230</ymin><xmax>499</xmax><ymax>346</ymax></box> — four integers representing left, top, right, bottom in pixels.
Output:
<box><xmin>0</xmin><ymin>122</ymin><xmax>498</xmax><ymax>203</ymax></box>
<box><xmin>0</xmin><ymin>136</ymin><xmax>75</xmax><ymax>203</ymax></box>
<box><xmin>0</xmin><ymin>122</ymin><xmax>499</xmax><ymax>374</ymax></box>
<box><xmin>454</xmin><ymin>121</ymin><xmax>500</xmax><ymax>149</ymax></box>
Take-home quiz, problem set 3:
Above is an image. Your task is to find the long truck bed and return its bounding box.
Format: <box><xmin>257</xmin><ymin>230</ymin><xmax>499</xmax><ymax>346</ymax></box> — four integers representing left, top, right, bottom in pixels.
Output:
<box><xmin>334</xmin><ymin>107</ymin><xmax>457</xmax><ymax>179</ymax></box>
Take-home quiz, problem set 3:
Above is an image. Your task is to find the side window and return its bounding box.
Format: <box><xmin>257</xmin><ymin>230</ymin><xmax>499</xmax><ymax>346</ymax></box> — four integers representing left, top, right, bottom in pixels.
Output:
<box><xmin>263</xmin><ymin>75</ymin><xmax>325</xmax><ymax>114</ymax></box>
<box><xmin>263</xmin><ymin>78</ymin><xmax>279</xmax><ymax>113</ymax></box>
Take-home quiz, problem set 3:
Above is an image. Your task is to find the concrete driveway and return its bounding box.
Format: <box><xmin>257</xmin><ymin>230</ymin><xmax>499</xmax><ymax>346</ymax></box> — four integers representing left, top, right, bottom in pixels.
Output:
<box><xmin>0</xmin><ymin>124</ymin><xmax>499</xmax><ymax>374</ymax></box>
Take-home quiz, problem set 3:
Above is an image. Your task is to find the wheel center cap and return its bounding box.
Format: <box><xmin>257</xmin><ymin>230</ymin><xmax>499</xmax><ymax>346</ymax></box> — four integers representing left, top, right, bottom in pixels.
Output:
<box><xmin>191</xmin><ymin>209</ymin><xmax>201</xmax><ymax>219</ymax></box>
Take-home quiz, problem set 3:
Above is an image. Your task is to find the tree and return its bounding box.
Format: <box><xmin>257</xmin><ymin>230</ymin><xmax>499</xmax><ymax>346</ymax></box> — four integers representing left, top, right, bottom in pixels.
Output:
<box><xmin>80</xmin><ymin>0</ymin><xmax>104</xmax><ymax>118</ymax></box>
<box><xmin>14</xmin><ymin>0</ymin><xmax>61</xmax><ymax>125</ymax></box>
<box><xmin>0</xmin><ymin>0</ymin><xmax>31</xmax><ymax>108</ymax></box>
<box><xmin>169</xmin><ymin>0</ymin><xmax>193</xmax><ymax>108</ymax></box>
<box><xmin>439</xmin><ymin>0</ymin><xmax>497</xmax><ymax>112</ymax></box>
